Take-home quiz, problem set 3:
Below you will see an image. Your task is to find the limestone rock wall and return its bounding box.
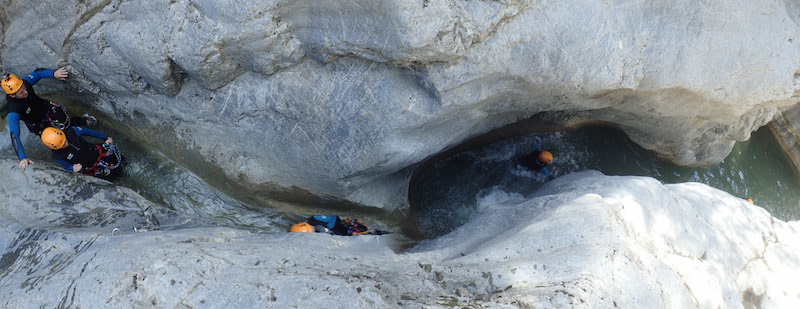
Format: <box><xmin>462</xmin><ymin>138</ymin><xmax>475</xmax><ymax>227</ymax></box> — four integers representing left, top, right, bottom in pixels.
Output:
<box><xmin>1</xmin><ymin>168</ymin><xmax>798</xmax><ymax>308</ymax></box>
<box><xmin>769</xmin><ymin>104</ymin><xmax>800</xmax><ymax>171</ymax></box>
<box><xmin>2</xmin><ymin>0</ymin><xmax>799</xmax><ymax>209</ymax></box>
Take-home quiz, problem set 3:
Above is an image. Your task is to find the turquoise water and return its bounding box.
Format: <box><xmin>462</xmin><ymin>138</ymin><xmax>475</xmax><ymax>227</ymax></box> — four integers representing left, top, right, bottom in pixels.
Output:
<box><xmin>8</xmin><ymin>98</ymin><xmax>387</xmax><ymax>233</ymax></box>
<box><xmin>12</xmin><ymin>99</ymin><xmax>798</xmax><ymax>238</ymax></box>
<box><xmin>410</xmin><ymin>126</ymin><xmax>800</xmax><ymax>238</ymax></box>
<box><xmin>20</xmin><ymin>121</ymin><xmax>296</xmax><ymax>232</ymax></box>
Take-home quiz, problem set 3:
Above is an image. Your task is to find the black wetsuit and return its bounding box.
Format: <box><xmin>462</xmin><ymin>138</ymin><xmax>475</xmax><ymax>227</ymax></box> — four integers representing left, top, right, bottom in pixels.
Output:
<box><xmin>307</xmin><ymin>215</ymin><xmax>371</xmax><ymax>236</ymax></box>
<box><xmin>7</xmin><ymin>79</ymin><xmax>53</xmax><ymax>135</ymax></box>
<box><xmin>6</xmin><ymin>69</ymin><xmax>88</xmax><ymax>161</ymax></box>
<box><xmin>515</xmin><ymin>149</ymin><xmax>555</xmax><ymax>179</ymax></box>
<box><xmin>51</xmin><ymin>127</ymin><xmax>103</xmax><ymax>171</ymax></box>
<box><xmin>518</xmin><ymin>151</ymin><xmax>549</xmax><ymax>171</ymax></box>
<box><xmin>51</xmin><ymin>127</ymin><xmax>123</xmax><ymax>179</ymax></box>
<box><xmin>6</xmin><ymin>72</ymin><xmax>89</xmax><ymax>135</ymax></box>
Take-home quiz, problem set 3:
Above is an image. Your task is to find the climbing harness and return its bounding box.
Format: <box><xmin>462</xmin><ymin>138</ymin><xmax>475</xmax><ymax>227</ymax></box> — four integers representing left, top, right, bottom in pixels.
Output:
<box><xmin>45</xmin><ymin>101</ymin><xmax>71</xmax><ymax>130</ymax></box>
<box><xmin>343</xmin><ymin>218</ymin><xmax>370</xmax><ymax>235</ymax></box>
<box><xmin>28</xmin><ymin>101</ymin><xmax>72</xmax><ymax>135</ymax></box>
<box><xmin>88</xmin><ymin>144</ymin><xmax>124</xmax><ymax>177</ymax></box>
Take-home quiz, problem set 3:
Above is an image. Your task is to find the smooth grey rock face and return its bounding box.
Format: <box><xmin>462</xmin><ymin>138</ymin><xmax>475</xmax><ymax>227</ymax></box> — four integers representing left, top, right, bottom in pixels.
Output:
<box><xmin>2</xmin><ymin>2</ymin><xmax>799</xmax><ymax>308</ymax></box>
<box><xmin>771</xmin><ymin>104</ymin><xmax>800</xmax><ymax>170</ymax></box>
<box><xmin>2</xmin><ymin>1</ymin><xmax>799</xmax><ymax>208</ymax></box>
<box><xmin>1</xmin><ymin>169</ymin><xmax>798</xmax><ymax>308</ymax></box>
<box><xmin>282</xmin><ymin>0</ymin><xmax>527</xmax><ymax>64</ymax></box>
<box><xmin>0</xmin><ymin>160</ymin><xmax>160</xmax><ymax>229</ymax></box>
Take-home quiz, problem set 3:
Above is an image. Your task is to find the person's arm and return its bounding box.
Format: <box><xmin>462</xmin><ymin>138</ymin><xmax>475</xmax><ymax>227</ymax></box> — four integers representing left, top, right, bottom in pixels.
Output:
<box><xmin>7</xmin><ymin>112</ymin><xmax>27</xmax><ymax>160</ymax></box>
<box><xmin>54</xmin><ymin>159</ymin><xmax>74</xmax><ymax>171</ymax></box>
<box><xmin>72</xmin><ymin>126</ymin><xmax>108</xmax><ymax>140</ymax></box>
<box><xmin>23</xmin><ymin>68</ymin><xmax>56</xmax><ymax>86</ymax></box>
<box><xmin>540</xmin><ymin>167</ymin><xmax>556</xmax><ymax>180</ymax></box>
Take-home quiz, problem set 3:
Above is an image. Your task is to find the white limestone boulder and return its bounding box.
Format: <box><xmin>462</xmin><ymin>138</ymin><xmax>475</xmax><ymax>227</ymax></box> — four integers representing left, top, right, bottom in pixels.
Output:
<box><xmin>1</xmin><ymin>169</ymin><xmax>797</xmax><ymax>308</ymax></box>
<box><xmin>2</xmin><ymin>1</ymin><xmax>799</xmax><ymax>208</ymax></box>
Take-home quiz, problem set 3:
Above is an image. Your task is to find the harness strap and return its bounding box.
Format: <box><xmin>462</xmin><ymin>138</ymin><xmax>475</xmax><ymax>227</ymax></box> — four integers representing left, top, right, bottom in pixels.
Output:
<box><xmin>43</xmin><ymin>101</ymin><xmax>71</xmax><ymax>130</ymax></box>
<box><xmin>83</xmin><ymin>145</ymin><xmax>106</xmax><ymax>176</ymax></box>
<box><xmin>90</xmin><ymin>144</ymin><xmax>123</xmax><ymax>177</ymax></box>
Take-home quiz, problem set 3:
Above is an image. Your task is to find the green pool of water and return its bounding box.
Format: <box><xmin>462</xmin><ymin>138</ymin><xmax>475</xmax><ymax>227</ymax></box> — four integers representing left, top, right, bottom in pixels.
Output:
<box><xmin>575</xmin><ymin>126</ymin><xmax>800</xmax><ymax>220</ymax></box>
<box><xmin>411</xmin><ymin>126</ymin><xmax>800</xmax><ymax>238</ymax></box>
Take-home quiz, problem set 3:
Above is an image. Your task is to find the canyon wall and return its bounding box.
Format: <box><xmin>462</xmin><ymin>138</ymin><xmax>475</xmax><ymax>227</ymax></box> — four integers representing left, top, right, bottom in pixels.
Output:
<box><xmin>2</xmin><ymin>0</ymin><xmax>798</xmax><ymax>209</ymax></box>
<box><xmin>1</xmin><ymin>165</ymin><xmax>797</xmax><ymax>308</ymax></box>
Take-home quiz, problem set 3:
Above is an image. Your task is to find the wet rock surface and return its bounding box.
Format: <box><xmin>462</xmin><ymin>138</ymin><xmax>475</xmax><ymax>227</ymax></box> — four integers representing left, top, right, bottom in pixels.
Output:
<box><xmin>1</xmin><ymin>1</ymin><xmax>800</xmax><ymax>307</ymax></box>
<box><xmin>1</xmin><ymin>167</ymin><xmax>798</xmax><ymax>308</ymax></box>
<box><xmin>2</xmin><ymin>0</ymin><xmax>799</xmax><ymax>208</ymax></box>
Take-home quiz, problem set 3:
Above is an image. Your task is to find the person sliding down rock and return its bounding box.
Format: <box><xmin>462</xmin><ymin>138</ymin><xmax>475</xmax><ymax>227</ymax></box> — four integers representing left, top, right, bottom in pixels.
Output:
<box><xmin>289</xmin><ymin>215</ymin><xmax>388</xmax><ymax>235</ymax></box>
<box><xmin>40</xmin><ymin>126</ymin><xmax>125</xmax><ymax>180</ymax></box>
<box><xmin>3</xmin><ymin>67</ymin><xmax>98</xmax><ymax>170</ymax></box>
<box><xmin>515</xmin><ymin>144</ymin><xmax>556</xmax><ymax>180</ymax></box>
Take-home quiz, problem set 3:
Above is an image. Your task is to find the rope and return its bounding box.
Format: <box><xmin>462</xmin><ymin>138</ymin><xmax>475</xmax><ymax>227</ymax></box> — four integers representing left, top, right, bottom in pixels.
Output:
<box><xmin>46</xmin><ymin>102</ymin><xmax>71</xmax><ymax>130</ymax></box>
<box><xmin>97</xmin><ymin>144</ymin><xmax>123</xmax><ymax>171</ymax></box>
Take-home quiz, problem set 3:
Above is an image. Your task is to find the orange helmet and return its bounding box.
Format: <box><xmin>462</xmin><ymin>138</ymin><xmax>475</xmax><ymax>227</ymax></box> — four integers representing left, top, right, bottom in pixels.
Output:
<box><xmin>41</xmin><ymin>127</ymin><xmax>67</xmax><ymax>150</ymax></box>
<box><xmin>538</xmin><ymin>151</ymin><xmax>554</xmax><ymax>164</ymax></box>
<box><xmin>289</xmin><ymin>222</ymin><xmax>314</xmax><ymax>233</ymax></box>
<box><xmin>2</xmin><ymin>73</ymin><xmax>23</xmax><ymax>94</ymax></box>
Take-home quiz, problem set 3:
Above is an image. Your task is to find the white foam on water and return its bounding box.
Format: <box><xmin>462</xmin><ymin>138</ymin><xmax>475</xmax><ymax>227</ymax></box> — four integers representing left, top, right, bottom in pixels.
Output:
<box><xmin>476</xmin><ymin>186</ymin><xmax>526</xmax><ymax>212</ymax></box>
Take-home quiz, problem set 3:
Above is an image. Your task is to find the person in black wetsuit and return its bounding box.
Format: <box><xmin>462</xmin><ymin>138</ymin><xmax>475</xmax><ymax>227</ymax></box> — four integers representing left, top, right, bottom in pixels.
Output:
<box><xmin>516</xmin><ymin>145</ymin><xmax>556</xmax><ymax>180</ymax></box>
<box><xmin>3</xmin><ymin>68</ymin><xmax>97</xmax><ymax>169</ymax></box>
<box><xmin>40</xmin><ymin>126</ymin><xmax>124</xmax><ymax>180</ymax></box>
<box><xmin>289</xmin><ymin>215</ymin><xmax>388</xmax><ymax>235</ymax></box>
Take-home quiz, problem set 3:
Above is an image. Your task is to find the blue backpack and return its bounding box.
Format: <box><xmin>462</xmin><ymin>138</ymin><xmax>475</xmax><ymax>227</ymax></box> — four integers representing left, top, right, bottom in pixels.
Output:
<box><xmin>309</xmin><ymin>215</ymin><xmax>339</xmax><ymax>229</ymax></box>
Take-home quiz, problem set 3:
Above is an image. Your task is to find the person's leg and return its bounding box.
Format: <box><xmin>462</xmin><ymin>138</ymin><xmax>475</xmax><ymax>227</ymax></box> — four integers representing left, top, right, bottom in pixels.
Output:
<box><xmin>70</xmin><ymin>114</ymin><xmax>97</xmax><ymax>126</ymax></box>
<box><xmin>70</xmin><ymin>116</ymin><xmax>86</xmax><ymax>126</ymax></box>
<box><xmin>107</xmin><ymin>166</ymin><xmax>124</xmax><ymax>179</ymax></box>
